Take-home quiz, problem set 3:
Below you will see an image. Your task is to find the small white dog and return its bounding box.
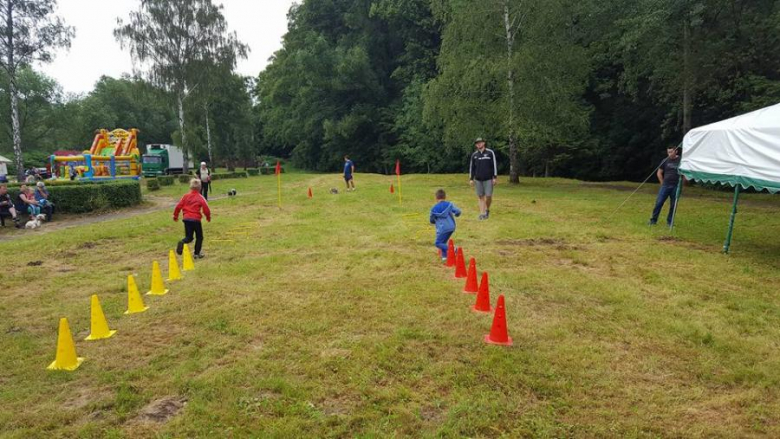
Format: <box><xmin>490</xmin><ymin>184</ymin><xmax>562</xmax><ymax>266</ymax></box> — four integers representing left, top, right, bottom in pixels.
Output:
<box><xmin>25</xmin><ymin>214</ymin><xmax>46</xmax><ymax>229</ymax></box>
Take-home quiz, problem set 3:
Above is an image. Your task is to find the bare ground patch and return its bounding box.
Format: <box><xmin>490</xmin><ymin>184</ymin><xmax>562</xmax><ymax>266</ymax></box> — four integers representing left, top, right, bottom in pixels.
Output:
<box><xmin>67</xmin><ymin>387</ymin><xmax>114</xmax><ymax>410</ymax></box>
<box><xmin>133</xmin><ymin>396</ymin><xmax>187</xmax><ymax>424</ymax></box>
<box><xmin>656</xmin><ymin>235</ymin><xmax>713</xmax><ymax>252</ymax></box>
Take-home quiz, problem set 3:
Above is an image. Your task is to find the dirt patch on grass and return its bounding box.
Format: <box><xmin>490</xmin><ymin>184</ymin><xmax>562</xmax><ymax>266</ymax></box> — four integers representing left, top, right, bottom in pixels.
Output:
<box><xmin>420</xmin><ymin>405</ymin><xmax>445</xmax><ymax>423</ymax></box>
<box><xmin>67</xmin><ymin>387</ymin><xmax>113</xmax><ymax>410</ymax></box>
<box><xmin>656</xmin><ymin>235</ymin><xmax>712</xmax><ymax>252</ymax></box>
<box><xmin>320</xmin><ymin>348</ymin><xmax>351</xmax><ymax>359</ymax></box>
<box><xmin>319</xmin><ymin>395</ymin><xmax>353</xmax><ymax>417</ymax></box>
<box><xmin>26</xmin><ymin>260</ymin><xmax>43</xmax><ymax>266</ymax></box>
<box><xmin>134</xmin><ymin>396</ymin><xmax>187</xmax><ymax>423</ymax></box>
<box><xmin>498</xmin><ymin>238</ymin><xmax>563</xmax><ymax>247</ymax></box>
<box><xmin>47</xmin><ymin>260</ymin><xmax>78</xmax><ymax>273</ymax></box>
<box><xmin>497</xmin><ymin>238</ymin><xmax>583</xmax><ymax>252</ymax></box>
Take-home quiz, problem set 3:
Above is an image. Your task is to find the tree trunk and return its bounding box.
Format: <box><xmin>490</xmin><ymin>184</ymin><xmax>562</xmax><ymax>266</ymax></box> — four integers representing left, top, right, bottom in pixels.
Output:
<box><xmin>177</xmin><ymin>92</ymin><xmax>189</xmax><ymax>174</ymax></box>
<box><xmin>204</xmin><ymin>101</ymin><xmax>213</xmax><ymax>164</ymax></box>
<box><xmin>10</xmin><ymin>77</ymin><xmax>22</xmax><ymax>182</ymax></box>
<box><xmin>6</xmin><ymin>3</ymin><xmax>23</xmax><ymax>182</ymax></box>
<box><xmin>504</xmin><ymin>1</ymin><xmax>519</xmax><ymax>184</ymax></box>
<box><xmin>682</xmin><ymin>14</ymin><xmax>692</xmax><ymax>135</ymax></box>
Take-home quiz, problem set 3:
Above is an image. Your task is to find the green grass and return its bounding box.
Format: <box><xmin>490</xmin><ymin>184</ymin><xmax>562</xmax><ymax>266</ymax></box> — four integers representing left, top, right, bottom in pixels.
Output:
<box><xmin>1</xmin><ymin>173</ymin><xmax>780</xmax><ymax>438</ymax></box>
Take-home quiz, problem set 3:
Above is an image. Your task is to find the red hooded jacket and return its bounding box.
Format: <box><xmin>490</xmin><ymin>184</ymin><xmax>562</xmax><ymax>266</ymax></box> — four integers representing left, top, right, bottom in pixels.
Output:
<box><xmin>174</xmin><ymin>189</ymin><xmax>211</xmax><ymax>222</ymax></box>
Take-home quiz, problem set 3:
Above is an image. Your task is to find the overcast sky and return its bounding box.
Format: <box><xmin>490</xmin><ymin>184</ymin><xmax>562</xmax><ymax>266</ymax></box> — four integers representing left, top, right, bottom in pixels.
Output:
<box><xmin>36</xmin><ymin>0</ymin><xmax>298</xmax><ymax>95</ymax></box>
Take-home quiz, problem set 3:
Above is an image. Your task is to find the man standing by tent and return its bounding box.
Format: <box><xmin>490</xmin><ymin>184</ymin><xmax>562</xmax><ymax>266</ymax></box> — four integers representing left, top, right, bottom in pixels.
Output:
<box><xmin>649</xmin><ymin>146</ymin><xmax>681</xmax><ymax>226</ymax></box>
<box><xmin>469</xmin><ymin>138</ymin><xmax>498</xmax><ymax>220</ymax></box>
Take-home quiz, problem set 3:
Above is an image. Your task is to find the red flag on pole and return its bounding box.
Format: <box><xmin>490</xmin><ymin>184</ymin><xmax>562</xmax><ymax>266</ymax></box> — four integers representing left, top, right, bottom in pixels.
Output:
<box><xmin>275</xmin><ymin>161</ymin><xmax>281</xmax><ymax>175</ymax></box>
<box><xmin>395</xmin><ymin>160</ymin><xmax>401</xmax><ymax>176</ymax></box>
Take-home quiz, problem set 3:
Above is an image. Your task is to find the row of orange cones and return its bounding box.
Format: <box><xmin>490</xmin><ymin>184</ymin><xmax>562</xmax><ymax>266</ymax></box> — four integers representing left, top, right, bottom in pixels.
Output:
<box><xmin>47</xmin><ymin>245</ymin><xmax>197</xmax><ymax>371</ymax></box>
<box><xmin>444</xmin><ymin>239</ymin><xmax>513</xmax><ymax>346</ymax></box>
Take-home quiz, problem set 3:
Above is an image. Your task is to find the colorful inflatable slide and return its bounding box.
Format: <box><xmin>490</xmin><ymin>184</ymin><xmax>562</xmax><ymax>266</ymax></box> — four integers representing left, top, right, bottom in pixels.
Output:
<box><xmin>50</xmin><ymin>129</ymin><xmax>142</xmax><ymax>180</ymax></box>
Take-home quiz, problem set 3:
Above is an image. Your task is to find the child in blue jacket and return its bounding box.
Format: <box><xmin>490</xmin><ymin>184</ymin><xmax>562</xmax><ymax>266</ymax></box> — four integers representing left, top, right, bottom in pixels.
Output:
<box><xmin>430</xmin><ymin>189</ymin><xmax>462</xmax><ymax>262</ymax></box>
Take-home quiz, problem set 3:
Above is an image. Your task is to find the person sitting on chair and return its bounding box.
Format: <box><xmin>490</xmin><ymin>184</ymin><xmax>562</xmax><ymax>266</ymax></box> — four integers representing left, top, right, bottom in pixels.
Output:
<box><xmin>0</xmin><ymin>184</ymin><xmax>22</xmax><ymax>228</ymax></box>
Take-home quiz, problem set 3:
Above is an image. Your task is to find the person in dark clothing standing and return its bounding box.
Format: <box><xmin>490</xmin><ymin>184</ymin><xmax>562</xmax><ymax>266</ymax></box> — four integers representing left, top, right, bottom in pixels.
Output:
<box><xmin>196</xmin><ymin>162</ymin><xmax>211</xmax><ymax>200</ymax></box>
<box><xmin>649</xmin><ymin>146</ymin><xmax>681</xmax><ymax>226</ymax></box>
<box><xmin>469</xmin><ymin>138</ymin><xmax>498</xmax><ymax>220</ymax></box>
<box><xmin>343</xmin><ymin>155</ymin><xmax>356</xmax><ymax>192</ymax></box>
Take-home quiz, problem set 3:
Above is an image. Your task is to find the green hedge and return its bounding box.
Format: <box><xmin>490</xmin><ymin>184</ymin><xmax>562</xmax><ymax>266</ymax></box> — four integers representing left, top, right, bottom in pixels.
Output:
<box><xmin>259</xmin><ymin>167</ymin><xmax>285</xmax><ymax>175</ymax></box>
<box><xmin>247</xmin><ymin>169</ymin><xmax>260</xmax><ymax>176</ymax></box>
<box><xmin>6</xmin><ymin>180</ymin><xmax>142</xmax><ymax>214</ymax></box>
<box><xmin>157</xmin><ymin>175</ymin><xmax>176</xmax><ymax>186</ymax></box>
<box><xmin>211</xmin><ymin>172</ymin><xmax>248</xmax><ymax>180</ymax></box>
<box><xmin>178</xmin><ymin>175</ymin><xmax>192</xmax><ymax>184</ymax></box>
<box><xmin>146</xmin><ymin>178</ymin><xmax>160</xmax><ymax>191</ymax></box>
<box><xmin>5</xmin><ymin>180</ymin><xmax>84</xmax><ymax>188</ymax></box>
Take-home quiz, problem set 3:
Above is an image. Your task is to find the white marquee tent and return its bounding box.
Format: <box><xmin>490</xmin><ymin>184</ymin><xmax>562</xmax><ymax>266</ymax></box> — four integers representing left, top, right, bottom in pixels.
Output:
<box><xmin>0</xmin><ymin>154</ymin><xmax>11</xmax><ymax>179</ymax></box>
<box><xmin>677</xmin><ymin>103</ymin><xmax>780</xmax><ymax>252</ymax></box>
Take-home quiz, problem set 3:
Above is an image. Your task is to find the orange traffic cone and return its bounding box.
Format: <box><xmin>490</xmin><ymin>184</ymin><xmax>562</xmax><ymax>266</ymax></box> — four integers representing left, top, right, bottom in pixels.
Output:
<box><xmin>473</xmin><ymin>272</ymin><xmax>492</xmax><ymax>313</ymax></box>
<box><xmin>308</xmin><ymin>187</ymin><xmax>313</xmax><ymax>198</ymax></box>
<box><xmin>446</xmin><ymin>240</ymin><xmax>455</xmax><ymax>267</ymax></box>
<box><xmin>484</xmin><ymin>295</ymin><xmax>513</xmax><ymax>346</ymax></box>
<box><xmin>463</xmin><ymin>257</ymin><xmax>478</xmax><ymax>293</ymax></box>
<box><xmin>390</xmin><ymin>184</ymin><xmax>395</xmax><ymax>194</ymax></box>
<box><xmin>454</xmin><ymin>247</ymin><xmax>467</xmax><ymax>278</ymax></box>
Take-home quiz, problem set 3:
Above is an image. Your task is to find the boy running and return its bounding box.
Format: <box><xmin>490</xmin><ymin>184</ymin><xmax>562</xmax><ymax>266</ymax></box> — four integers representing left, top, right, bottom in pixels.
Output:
<box><xmin>174</xmin><ymin>179</ymin><xmax>211</xmax><ymax>259</ymax></box>
<box><xmin>430</xmin><ymin>189</ymin><xmax>462</xmax><ymax>263</ymax></box>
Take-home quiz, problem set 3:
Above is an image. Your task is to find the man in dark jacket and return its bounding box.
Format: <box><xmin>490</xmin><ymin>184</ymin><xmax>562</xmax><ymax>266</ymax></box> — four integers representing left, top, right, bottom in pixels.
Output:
<box><xmin>649</xmin><ymin>145</ymin><xmax>681</xmax><ymax>226</ymax></box>
<box><xmin>469</xmin><ymin>138</ymin><xmax>498</xmax><ymax>220</ymax></box>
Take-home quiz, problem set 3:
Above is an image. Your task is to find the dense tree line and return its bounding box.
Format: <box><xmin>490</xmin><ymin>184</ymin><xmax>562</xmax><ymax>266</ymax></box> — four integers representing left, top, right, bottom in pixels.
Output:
<box><xmin>1</xmin><ymin>0</ymin><xmax>778</xmax><ymax>181</ymax></box>
<box><xmin>0</xmin><ymin>71</ymin><xmax>255</xmax><ymax>173</ymax></box>
<box><xmin>0</xmin><ymin>0</ymin><xmax>255</xmax><ymax>177</ymax></box>
<box><xmin>257</xmin><ymin>0</ymin><xmax>780</xmax><ymax>180</ymax></box>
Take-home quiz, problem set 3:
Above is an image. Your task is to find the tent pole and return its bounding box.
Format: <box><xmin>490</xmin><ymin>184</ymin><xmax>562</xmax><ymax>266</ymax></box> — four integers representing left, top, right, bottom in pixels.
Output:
<box><xmin>723</xmin><ymin>185</ymin><xmax>741</xmax><ymax>254</ymax></box>
<box><xmin>668</xmin><ymin>178</ymin><xmax>684</xmax><ymax>233</ymax></box>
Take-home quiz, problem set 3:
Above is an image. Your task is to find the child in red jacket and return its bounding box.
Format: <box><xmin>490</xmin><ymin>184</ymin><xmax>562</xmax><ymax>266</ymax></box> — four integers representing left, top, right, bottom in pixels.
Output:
<box><xmin>174</xmin><ymin>179</ymin><xmax>211</xmax><ymax>259</ymax></box>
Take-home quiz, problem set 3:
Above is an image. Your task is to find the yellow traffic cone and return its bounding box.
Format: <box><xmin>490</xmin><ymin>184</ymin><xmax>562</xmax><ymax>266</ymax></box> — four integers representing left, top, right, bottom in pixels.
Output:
<box><xmin>47</xmin><ymin>318</ymin><xmax>84</xmax><ymax>371</ymax></box>
<box><xmin>146</xmin><ymin>261</ymin><xmax>169</xmax><ymax>296</ymax></box>
<box><xmin>167</xmin><ymin>250</ymin><xmax>182</xmax><ymax>281</ymax></box>
<box><xmin>85</xmin><ymin>295</ymin><xmax>116</xmax><ymax>341</ymax></box>
<box><xmin>182</xmin><ymin>244</ymin><xmax>195</xmax><ymax>271</ymax></box>
<box><xmin>125</xmin><ymin>274</ymin><xmax>149</xmax><ymax>314</ymax></box>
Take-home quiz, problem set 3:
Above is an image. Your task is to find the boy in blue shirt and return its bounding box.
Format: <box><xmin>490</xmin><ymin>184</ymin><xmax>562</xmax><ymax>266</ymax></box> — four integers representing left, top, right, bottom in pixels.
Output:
<box><xmin>343</xmin><ymin>155</ymin><xmax>356</xmax><ymax>192</ymax></box>
<box><xmin>430</xmin><ymin>189</ymin><xmax>461</xmax><ymax>263</ymax></box>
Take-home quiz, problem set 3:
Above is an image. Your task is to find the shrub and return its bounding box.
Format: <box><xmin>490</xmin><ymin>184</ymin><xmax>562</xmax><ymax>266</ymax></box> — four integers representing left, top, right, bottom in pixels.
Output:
<box><xmin>5</xmin><ymin>180</ymin><xmax>85</xmax><ymax>189</ymax></box>
<box><xmin>146</xmin><ymin>178</ymin><xmax>160</xmax><ymax>191</ymax></box>
<box><xmin>157</xmin><ymin>175</ymin><xmax>176</xmax><ymax>186</ymax></box>
<box><xmin>247</xmin><ymin>169</ymin><xmax>260</xmax><ymax>176</ymax></box>
<box><xmin>7</xmin><ymin>180</ymin><xmax>142</xmax><ymax>214</ymax></box>
<box><xmin>210</xmin><ymin>172</ymin><xmax>248</xmax><ymax>180</ymax></box>
<box><xmin>178</xmin><ymin>175</ymin><xmax>192</xmax><ymax>184</ymax></box>
<box><xmin>259</xmin><ymin>167</ymin><xmax>284</xmax><ymax>175</ymax></box>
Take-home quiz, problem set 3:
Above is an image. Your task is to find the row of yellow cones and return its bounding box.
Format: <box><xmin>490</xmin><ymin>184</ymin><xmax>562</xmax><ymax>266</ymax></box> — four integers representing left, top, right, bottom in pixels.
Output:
<box><xmin>47</xmin><ymin>245</ymin><xmax>196</xmax><ymax>371</ymax></box>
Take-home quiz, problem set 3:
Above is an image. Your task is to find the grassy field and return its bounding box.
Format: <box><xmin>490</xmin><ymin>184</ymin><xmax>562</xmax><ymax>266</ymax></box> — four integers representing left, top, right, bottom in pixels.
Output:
<box><xmin>1</xmin><ymin>173</ymin><xmax>780</xmax><ymax>438</ymax></box>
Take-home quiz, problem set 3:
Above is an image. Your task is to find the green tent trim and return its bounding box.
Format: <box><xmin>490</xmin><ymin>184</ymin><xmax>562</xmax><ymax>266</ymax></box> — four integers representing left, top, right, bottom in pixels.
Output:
<box><xmin>679</xmin><ymin>170</ymin><xmax>780</xmax><ymax>194</ymax></box>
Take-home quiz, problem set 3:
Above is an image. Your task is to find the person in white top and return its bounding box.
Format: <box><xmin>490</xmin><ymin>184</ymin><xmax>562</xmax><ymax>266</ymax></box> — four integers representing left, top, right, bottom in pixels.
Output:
<box><xmin>196</xmin><ymin>162</ymin><xmax>212</xmax><ymax>200</ymax></box>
